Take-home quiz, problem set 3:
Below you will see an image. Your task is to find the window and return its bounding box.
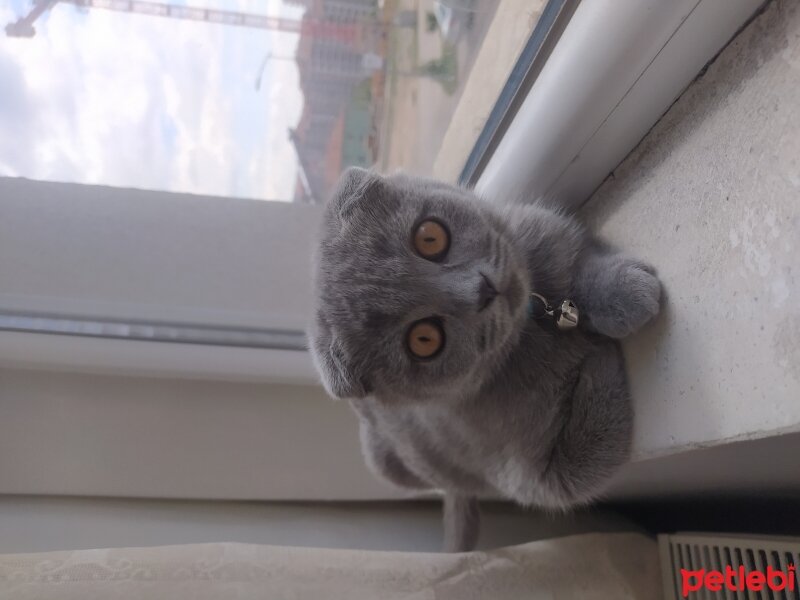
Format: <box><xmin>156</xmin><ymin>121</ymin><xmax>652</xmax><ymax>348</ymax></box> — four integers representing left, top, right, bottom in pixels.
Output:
<box><xmin>1</xmin><ymin>0</ymin><xmax>540</xmax><ymax>204</ymax></box>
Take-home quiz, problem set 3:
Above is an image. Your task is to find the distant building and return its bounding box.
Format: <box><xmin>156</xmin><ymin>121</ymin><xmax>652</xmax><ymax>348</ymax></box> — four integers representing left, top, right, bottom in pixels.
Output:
<box><xmin>290</xmin><ymin>0</ymin><xmax>378</xmax><ymax>203</ymax></box>
<box><xmin>322</xmin><ymin>0</ymin><xmax>376</xmax><ymax>22</ymax></box>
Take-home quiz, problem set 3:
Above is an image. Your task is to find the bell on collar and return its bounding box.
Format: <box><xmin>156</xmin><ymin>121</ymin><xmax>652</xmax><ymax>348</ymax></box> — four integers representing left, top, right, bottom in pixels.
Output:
<box><xmin>554</xmin><ymin>299</ymin><xmax>579</xmax><ymax>330</ymax></box>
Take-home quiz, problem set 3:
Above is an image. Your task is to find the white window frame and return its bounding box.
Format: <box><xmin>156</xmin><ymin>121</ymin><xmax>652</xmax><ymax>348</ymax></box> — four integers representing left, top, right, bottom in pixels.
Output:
<box><xmin>475</xmin><ymin>0</ymin><xmax>766</xmax><ymax>207</ymax></box>
<box><xmin>0</xmin><ymin>178</ymin><xmax>322</xmax><ymax>384</ymax></box>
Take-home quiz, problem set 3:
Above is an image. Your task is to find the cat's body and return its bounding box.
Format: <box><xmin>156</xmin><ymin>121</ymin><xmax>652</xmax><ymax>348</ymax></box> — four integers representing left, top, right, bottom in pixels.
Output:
<box><xmin>309</xmin><ymin>168</ymin><xmax>661</xmax><ymax>552</ymax></box>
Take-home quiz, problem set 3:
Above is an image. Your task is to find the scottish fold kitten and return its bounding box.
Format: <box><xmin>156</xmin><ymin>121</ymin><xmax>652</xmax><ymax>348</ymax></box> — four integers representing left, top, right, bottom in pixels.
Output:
<box><xmin>309</xmin><ymin>168</ymin><xmax>661</xmax><ymax>552</ymax></box>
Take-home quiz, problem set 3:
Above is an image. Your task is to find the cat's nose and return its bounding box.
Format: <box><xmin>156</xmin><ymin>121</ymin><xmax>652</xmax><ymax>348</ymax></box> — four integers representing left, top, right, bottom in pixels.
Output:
<box><xmin>477</xmin><ymin>273</ymin><xmax>498</xmax><ymax>312</ymax></box>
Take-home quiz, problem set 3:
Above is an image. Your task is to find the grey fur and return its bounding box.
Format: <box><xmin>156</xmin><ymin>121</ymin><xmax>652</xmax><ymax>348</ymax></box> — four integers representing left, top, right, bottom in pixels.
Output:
<box><xmin>309</xmin><ymin>168</ymin><xmax>662</xmax><ymax>551</ymax></box>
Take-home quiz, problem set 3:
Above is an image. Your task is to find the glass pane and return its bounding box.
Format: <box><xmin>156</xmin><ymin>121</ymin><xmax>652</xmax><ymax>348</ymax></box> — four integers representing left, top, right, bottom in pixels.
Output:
<box><xmin>1</xmin><ymin>0</ymin><xmax>538</xmax><ymax>202</ymax></box>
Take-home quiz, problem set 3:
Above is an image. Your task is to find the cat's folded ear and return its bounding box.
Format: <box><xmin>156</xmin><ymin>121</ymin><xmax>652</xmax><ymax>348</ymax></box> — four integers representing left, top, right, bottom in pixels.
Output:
<box><xmin>308</xmin><ymin>316</ymin><xmax>370</xmax><ymax>400</ymax></box>
<box><xmin>329</xmin><ymin>167</ymin><xmax>387</xmax><ymax>223</ymax></box>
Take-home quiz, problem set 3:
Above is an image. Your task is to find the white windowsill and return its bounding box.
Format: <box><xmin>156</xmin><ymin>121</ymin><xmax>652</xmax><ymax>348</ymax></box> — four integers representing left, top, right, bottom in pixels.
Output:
<box><xmin>476</xmin><ymin>0</ymin><xmax>765</xmax><ymax>208</ymax></box>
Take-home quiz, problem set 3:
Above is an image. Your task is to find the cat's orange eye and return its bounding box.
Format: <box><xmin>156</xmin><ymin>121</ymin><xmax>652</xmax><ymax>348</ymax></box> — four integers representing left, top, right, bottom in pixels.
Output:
<box><xmin>413</xmin><ymin>219</ymin><xmax>449</xmax><ymax>261</ymax></box>
<box><xmin>407</xmin><ymin>319</ymin><xmax>445</xmax><ymax>359</ymax></box>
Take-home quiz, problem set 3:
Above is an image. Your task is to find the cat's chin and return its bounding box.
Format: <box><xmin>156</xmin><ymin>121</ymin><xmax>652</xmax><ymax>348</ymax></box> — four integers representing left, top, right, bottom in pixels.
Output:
<box><xmin>501</xmin><ymin>289</ymin><xmax>531</xmax><ymax>344</ymax></box>
<box><xmin>503</xmin><ymin>272</ymin><xmax>527</xmax><ymax>312</ymax></box>
<box><xmin>493</xmin><ymin>325</ymin><xmax>522</xmax><ymax>357</ymax></box>
<box><xmin>493</xmin><ymin>300</ymin><xmax>531</xmax><ymax>353</ymax></box>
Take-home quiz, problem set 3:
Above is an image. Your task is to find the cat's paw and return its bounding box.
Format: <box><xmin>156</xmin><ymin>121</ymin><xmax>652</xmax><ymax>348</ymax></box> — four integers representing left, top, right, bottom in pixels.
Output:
<box><xmin>589</xmin><ymin>260</ymin><xmax>662</xmax><ymax>339</ymax></box>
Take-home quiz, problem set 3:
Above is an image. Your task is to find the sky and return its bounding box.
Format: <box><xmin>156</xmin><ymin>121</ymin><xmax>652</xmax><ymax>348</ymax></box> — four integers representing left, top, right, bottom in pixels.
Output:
<box><xmin>0</xmin><ymin>0</ymin><xmax>304</xmax><ymax>200</ymax></box>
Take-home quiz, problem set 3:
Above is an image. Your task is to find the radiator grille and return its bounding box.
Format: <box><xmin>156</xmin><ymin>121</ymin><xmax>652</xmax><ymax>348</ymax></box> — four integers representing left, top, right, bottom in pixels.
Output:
<box><xmin>659</xmin><ymin>533</ymin><xmax>800</xmax><ymax>600</ymax></box>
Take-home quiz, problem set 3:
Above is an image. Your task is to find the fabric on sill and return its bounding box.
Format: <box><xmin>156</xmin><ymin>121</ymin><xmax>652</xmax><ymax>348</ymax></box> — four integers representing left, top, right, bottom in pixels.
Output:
<box><xmin>0</xmin><ymin>532</ymin><xmax>661</xmax><ymax>599</ymax></box>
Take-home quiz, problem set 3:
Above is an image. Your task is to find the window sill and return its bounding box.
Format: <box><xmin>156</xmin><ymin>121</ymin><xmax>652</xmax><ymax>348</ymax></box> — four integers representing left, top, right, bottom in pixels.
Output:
<box><xmin>474</xmin><ymin>0</ymin><xmax>766</xmax><ymax>208</ymax></box>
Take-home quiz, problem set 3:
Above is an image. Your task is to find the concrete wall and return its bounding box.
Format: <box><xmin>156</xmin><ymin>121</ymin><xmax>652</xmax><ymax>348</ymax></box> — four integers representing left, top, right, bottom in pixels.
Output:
<box><xmin>581</xmin><ymin>0</ymin><xmax>800</xmax><ymax>459</ymax></box>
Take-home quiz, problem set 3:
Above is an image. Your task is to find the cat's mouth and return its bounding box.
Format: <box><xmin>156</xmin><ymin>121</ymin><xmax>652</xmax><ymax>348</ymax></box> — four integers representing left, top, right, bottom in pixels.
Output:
<box><xmin>474</xmin><ymin>271</ymin><xmax>528</xmax><ymax>354</ymax></box>
<box><xmin>478</xmin><ymin>271</ymin><xmax>526</xmax><ymax>317</ymax></box>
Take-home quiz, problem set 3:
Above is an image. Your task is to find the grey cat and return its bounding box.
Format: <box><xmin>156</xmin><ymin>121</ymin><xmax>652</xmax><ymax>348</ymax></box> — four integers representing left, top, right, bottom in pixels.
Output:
<box><xmin>309</xmin><ymin>167</ymin><xmax>661</xmax><ymax>552</ymax></box>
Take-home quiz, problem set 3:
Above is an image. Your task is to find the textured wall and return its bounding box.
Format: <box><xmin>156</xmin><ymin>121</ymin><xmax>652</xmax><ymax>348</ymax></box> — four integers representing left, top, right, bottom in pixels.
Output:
<box><xmin>582</xmin><ymin>0</ymin><xmax>800</xmax><ymax>459</ymax></box>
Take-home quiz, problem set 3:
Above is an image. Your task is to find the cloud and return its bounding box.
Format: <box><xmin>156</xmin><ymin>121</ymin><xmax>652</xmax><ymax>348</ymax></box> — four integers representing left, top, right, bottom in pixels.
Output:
<box><xmin>0</xmin><ymin>0</ymin><xmax>304</xmax><ymax>200</ymax></box>
<box><xmin>0</xmin><ymin>49</ymin><xmax>42</xmax><ymax>176</ymax></box>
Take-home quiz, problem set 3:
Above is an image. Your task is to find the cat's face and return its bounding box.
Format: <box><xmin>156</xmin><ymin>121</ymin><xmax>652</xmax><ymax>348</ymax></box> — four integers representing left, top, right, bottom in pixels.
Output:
<box><xmin>309</xmin><ymin>168</ymin><xmax>530</xmax><ymax>402</ymax></box>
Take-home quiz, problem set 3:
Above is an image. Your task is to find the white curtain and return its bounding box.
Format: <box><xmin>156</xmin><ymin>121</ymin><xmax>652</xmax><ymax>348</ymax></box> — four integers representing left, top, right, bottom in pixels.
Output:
<box><xmin>0</xmin><ymin>533</ymin><xmax>661</xmax><ymax>599</ymax></box>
